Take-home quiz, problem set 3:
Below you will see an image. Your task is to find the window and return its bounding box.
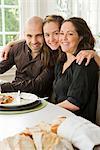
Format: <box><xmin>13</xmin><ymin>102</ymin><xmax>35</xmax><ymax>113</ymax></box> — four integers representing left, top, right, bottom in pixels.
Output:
<box><xmin>0</xmin><ymin>0</ymin><xmax>20</xmax><ymax>49</ymax></box>
<box><xmin>56</xmin><ymin>0</ymin><xmax>100</xmax><ymax>51</ymax></box>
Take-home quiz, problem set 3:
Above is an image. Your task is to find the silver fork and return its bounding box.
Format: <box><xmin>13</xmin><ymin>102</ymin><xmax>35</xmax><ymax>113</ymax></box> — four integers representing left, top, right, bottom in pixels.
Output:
<box><xmin>17</xmin><ymin>90</ymin><xmax>20</xmax><ymax>104</ymax></box>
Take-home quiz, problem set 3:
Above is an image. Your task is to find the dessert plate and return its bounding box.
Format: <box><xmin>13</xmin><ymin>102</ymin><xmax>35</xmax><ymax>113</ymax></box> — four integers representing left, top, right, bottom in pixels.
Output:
<box><xmin>0</xmin><ymin>92</ymin><xmax>41</xmax><ymax>111</ymax></box>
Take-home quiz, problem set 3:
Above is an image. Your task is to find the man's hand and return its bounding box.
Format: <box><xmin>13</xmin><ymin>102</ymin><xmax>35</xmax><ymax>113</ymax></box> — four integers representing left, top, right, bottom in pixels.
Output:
<box><xmin>76</xmin><ymin>50</ymin><xmax>95</xmax><ymax>66</ymax></box>
<box><xmin>1</xmin><ymin>45</ymin><xmax>11</xmax><ymax>60</ymax></box>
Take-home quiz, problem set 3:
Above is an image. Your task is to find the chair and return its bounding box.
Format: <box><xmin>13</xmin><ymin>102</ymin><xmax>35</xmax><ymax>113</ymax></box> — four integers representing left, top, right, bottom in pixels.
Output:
<box><xmin>96</xmin><ymin>70</ymin><xmax>100</xmax><ymax>126</ymax></box>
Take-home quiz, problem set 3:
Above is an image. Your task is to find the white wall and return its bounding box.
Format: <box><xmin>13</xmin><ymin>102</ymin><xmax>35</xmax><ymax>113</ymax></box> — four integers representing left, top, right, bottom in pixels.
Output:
<box><xmin>39</xmin><ymin>0</ymin><xmax>57</xmax><ymax>18</ymax></box>
<box><xmin>20</xmin><ymin>0</ymin><xmax>41</xmax><ymax>36</ymax></box>
<box><xmin>0</xmin><ymin>66</ymin><xmax>16</xmax><ymax>82</ymax></box>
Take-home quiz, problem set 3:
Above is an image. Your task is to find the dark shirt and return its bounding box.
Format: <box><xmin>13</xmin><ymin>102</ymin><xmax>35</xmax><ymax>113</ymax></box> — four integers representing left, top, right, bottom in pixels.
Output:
<box><xmin>0</xmin><ymin>41</ymin><xmax>55</xmax><ymax>97</ymax></box>
<box><xmin>52</xmin><ymin>59</ymin><xmax>99</xmax><ymax>123</ymax></box>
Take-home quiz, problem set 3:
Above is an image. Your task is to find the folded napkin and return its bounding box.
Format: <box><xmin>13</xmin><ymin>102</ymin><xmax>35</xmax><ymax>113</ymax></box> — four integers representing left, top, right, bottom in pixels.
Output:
<box><xmin>57</xmin><ymin>115</ymin><xmax>100</xmax><ymax>150</ymax></box>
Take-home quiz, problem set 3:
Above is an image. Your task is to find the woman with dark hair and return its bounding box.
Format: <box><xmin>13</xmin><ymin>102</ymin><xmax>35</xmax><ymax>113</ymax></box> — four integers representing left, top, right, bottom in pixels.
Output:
<box><xmin>2</xmin><ymin>15</ymin><xmax>100</xmax><ymax>67</ymax></box>
<box><xmin>52</xmin><ymin>17</ymin><xmax>99</xmax><ymax>123</ymax></box>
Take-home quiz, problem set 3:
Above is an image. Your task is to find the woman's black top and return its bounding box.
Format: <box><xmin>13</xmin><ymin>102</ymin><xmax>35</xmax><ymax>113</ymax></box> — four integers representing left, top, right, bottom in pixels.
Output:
<box><xmin>52</xmin><ymin>59</ymin><xmax>99</xmax><ymax>123</ymax></box>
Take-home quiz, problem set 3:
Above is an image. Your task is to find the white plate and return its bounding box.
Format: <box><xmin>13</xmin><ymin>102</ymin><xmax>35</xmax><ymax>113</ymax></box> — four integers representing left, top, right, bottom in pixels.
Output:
<box><xmin>0</xmin><ymin>92</ymin><xmax>38</xmax><ymax>106</ymax></box>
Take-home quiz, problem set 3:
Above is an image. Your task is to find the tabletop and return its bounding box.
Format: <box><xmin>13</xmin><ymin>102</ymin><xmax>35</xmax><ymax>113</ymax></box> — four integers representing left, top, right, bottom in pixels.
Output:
<box><xmin>0</xmin><ymin>101</ymin><xmax>74</xmax><ymax>140</ymax></box>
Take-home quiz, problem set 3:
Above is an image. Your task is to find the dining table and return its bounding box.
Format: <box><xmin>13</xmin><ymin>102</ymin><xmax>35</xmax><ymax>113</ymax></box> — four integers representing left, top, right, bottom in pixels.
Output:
<box><xmin>0</xmin><ymin>100</ymin><xmax>74</xmax><ymax>141</ymax></box>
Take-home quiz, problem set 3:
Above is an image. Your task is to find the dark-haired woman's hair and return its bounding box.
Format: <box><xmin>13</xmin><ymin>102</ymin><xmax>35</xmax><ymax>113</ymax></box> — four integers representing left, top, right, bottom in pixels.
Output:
<box><xmin>58</xmin><ymin>17</ymin><xmax>96</xmax><ymax>62</ymax></box>
<box><xmin>64</xmin><ymin>17</ymin><xmax>95</xmax><ymax>55</ymax></box>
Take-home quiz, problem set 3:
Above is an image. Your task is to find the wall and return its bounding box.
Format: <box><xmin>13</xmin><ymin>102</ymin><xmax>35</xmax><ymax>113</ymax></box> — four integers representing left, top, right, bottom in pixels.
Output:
<box><xmin>39</xmin><ymin>0</ymin><xmax>57</xmax><ymax>18</ymax></box>
<box><xmin>0</xmin><ymin>66</ymin><xmax>16</xmax><ymax>82</ymax></box>
<box><xmin>20</xmin><ymin>0</ymin><xmax>41</xmax><ymax>36</ymax></box>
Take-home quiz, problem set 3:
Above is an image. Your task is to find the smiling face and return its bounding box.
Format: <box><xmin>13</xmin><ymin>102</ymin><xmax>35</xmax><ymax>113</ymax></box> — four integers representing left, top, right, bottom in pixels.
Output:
<box><xmin>59</xmin><ymin>21</ymin><xmax>82</xmax><ymax>54</ymax></box>
<box><xmin>43</xmin><ymin>22</ymin><xmax>60</xmax><ymax>50</ymax></box>
<box><xmin>24</xmin><ymin>17</ymin><xmax>44</xmax><ymax>54</ymax></box>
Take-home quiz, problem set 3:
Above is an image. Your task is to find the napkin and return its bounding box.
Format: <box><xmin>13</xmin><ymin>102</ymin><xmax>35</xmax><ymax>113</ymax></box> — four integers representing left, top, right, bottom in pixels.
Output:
<box><xmin>57</xmin><ymin>115</ymin><xmax>100</xmax><ymax>150</ymax></box>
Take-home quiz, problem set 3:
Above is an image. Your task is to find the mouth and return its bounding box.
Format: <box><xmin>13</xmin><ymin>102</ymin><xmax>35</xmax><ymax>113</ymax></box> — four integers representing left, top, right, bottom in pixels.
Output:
<box><xmin>49</xmin><ymin>42</ymin><xmax>59</xmax><ymax>47</ymax></box>
<box><xmin>30</xmin><ymin>43</ymin><xmax>40</xmax><ymax>49</ymax></box>
<box><xmin>62</xmin><ymin>41</ymin><xmax>69</xmax><ymax>45</ymax></box>
<box><xmin>61</xmin><ymin>42</ymin><xmax>70</xmax><ymax>48</ymax></box>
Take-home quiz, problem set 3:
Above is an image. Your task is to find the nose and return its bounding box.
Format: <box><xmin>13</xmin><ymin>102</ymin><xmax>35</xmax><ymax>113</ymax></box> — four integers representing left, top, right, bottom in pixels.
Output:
<box><xmin>31</xmin><ymin>36</ymin><xmax>37</xmax><ymax>44</ymax></box>
<box><xmin>63</xmin><ymin>34</ymin><xmax>68</xmax><ymax>40</ymax></box>
<box><xmin>49</xmin><ymin>35</ymin><xmax>54</xmax><ymax>42</ymax></box>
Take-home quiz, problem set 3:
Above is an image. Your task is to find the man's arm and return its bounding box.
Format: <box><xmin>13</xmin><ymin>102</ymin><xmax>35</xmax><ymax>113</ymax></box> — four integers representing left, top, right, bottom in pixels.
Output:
<box><xmin>94</xmin><ymin>52</ymin><xmax>100</xmax><ymax>67</ymax></box>
<box><xmin>1</xmin><ymin>67</ymin><xmax>54</xmax><ymax>97</ymax></box>
<box><xmin>76</xmin><ymin>50</ymin><xmax>100</xmax><ymax>67</ymax></box>
<box><xmin>0</xmin><ymin>48</ymin><xmax>15</xmax><ymax>74</ymax></box>
<box><xmin>1</xmin><ymin>39</ymin><xmax>25</xmax><ymax>60</ymax></box>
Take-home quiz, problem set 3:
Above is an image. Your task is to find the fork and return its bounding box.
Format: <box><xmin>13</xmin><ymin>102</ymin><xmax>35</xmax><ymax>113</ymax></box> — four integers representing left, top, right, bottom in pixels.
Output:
<box><xmin>17</xmin><ymin>90</ymin><xmax>21</xmax><ymax>104</ymax></box>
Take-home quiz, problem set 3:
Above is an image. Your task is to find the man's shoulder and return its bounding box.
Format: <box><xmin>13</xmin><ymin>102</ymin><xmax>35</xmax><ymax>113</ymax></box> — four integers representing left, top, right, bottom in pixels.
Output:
<box><xmin>12</xmin><ymin>40</ymin><xmax>26</xmax><ymax>49</ymax></box>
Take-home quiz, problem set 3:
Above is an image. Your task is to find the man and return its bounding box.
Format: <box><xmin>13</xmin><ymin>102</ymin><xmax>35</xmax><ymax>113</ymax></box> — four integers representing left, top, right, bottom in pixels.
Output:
<box><xmin>0</xmin><ymin>16</ymin><xmax>54</xmax><ymax>97</ymax></box>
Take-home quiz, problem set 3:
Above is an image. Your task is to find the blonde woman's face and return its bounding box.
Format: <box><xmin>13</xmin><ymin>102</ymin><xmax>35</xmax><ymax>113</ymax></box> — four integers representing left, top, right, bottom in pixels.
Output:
<box><xmin>59</xmin><ymin>21</ymin><xmax>82</xmax><ymax>54</ymax></box>
<box><xmin>43</xmin><ymin>22</ymin><xmax>60</xmax><ymax>50</ymax></box>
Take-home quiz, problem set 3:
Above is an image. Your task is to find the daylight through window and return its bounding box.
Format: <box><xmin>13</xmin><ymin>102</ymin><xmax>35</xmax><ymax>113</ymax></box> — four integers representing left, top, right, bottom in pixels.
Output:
<box><xmin>0</xmin><ymin>0</ymin><xmax>20</xmax><ymax>49</ymax></box>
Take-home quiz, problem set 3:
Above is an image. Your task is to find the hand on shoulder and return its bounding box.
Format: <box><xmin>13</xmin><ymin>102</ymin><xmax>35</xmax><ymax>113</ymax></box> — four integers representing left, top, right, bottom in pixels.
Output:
<box><xmin>76</xmin><ymin>50</ymin><xmax>95</xmax><ymax>66</ymax></box>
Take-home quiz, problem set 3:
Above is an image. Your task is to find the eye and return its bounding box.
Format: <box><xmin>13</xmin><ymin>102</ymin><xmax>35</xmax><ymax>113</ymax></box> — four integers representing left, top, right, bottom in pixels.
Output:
<box><xmin>36</xmin><ymin>34</ymin><xmax>43</xmax><ymax>38</ymax></box>
<box><xmin>60</xmin><ymin>32</ymin><xmax>64</xmax><ymax>35</ymax></box>
<box><xmin>44</xmin><ymin>33</ymin><xmax>49</xmax><ymax>37</ymax></box>
<box><xmin>69</xmin><ymin>33</ymin><xmax>73</xmax><ymax>35</ymax></box>
<box><xmin>68</xmin><ymin>31</ymin><xmax>76</xmax><ymax>36</ymax></box>
<box><xmin>54</xmin><ymin>32</ymin><xmax>59</xmax><ymax>35</ymax></box>
<box><xmin>27</xmin><ymin>34</ymin><xmax>32</xmax><ymax>38</ymax></box>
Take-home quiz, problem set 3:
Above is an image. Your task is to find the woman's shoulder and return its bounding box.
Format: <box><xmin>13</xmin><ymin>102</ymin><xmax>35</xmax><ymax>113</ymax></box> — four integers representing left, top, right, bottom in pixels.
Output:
<box><xmin>72</xmin><ymin>58</ymin><xmax>99</xmax><ymax>72</ymax></box>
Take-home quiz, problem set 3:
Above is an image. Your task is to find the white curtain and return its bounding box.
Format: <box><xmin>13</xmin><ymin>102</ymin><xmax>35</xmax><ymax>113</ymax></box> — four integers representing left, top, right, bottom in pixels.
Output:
<box><xmin>19</xmin><ymin>0</ymin><xmax>100</xmax><ymax>50</ymax></box>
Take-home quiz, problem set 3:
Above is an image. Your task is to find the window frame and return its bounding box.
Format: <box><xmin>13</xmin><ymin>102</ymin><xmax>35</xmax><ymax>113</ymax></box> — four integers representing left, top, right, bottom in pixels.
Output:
<box><xmin>0</xmin><ymin>0</ymin><xmax>21</xmax><ymax>49</ymax></box>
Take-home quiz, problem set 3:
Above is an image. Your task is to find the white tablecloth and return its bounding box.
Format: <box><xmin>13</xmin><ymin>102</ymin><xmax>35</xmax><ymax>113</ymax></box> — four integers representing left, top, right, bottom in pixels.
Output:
<box><xmin>0</xmin><ymin>102</ymin><xmax>74</xmax><ymax>140</ymax></box>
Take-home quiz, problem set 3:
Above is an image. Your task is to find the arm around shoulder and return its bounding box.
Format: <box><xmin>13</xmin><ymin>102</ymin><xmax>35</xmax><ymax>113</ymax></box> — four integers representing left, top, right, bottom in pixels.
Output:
<box><xmin>94</xmin><ymin>52</ymin><xmax>100</xmax><ymax>67</ymax></box>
